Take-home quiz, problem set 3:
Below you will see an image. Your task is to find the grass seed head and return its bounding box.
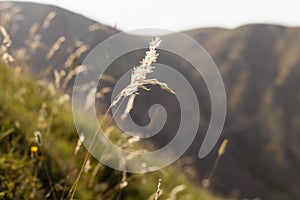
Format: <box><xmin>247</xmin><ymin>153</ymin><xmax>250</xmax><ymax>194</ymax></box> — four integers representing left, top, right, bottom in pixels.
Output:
<box><xmin>110</xmin><ymin>37</ymin><xmax>174</xmax><ymax>119</ymax></box>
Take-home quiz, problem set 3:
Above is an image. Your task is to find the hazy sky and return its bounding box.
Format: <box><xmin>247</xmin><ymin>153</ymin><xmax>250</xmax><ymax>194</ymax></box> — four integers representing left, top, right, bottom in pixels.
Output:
<box><xmin>14</xmin><ymin>0</ymin><xmax>300</xmax><ymax>31</ymax></box>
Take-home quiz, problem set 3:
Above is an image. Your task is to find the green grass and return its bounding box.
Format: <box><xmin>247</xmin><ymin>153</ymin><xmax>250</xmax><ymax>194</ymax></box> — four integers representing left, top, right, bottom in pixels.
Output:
<box><xmin>0</xmin><ymin>62</ymin><xmax>227</xmax><ymax>199</ymax></box>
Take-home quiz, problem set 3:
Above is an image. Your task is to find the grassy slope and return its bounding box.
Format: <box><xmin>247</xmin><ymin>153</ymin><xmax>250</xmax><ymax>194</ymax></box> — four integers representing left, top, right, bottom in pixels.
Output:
<box><xmin>0</xmin><ymin>63</ymin><xmax>227</xmax><ymax>199</ymax></box>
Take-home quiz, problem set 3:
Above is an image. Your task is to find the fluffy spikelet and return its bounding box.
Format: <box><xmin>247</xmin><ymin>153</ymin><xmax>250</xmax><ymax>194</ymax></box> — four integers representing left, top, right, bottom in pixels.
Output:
<box><xmin>0</xmin><ymin>25</ymin><xmax>14</xmax><ymax>64</ymax></box>
<box><xmin>155</xmin><ymin>178</ymin><xmax>162</xmax><ymax>200</ymax></box>
<box><xmin>46</xmin><ymin>36</ymin><xmax>66</xmax><ymax>60</ymax></box>
<box><xmin>42</xmin><ymin>11</ymin><xmax>56</xmax><ymax>30</ymax></box>
<box><xmin>218</xmin><ymin>139</ymin><xmax>228</xmax><ymax>157</ymax></box>
<box><xmin>0</xmin><ymin>25</ymin><xmax>11</xmax><ymax>47</ymax></box>
<box><xmin>111</xmin><ymin>37</ymin><xmax>174</xmax><ymax>119</ymax></box>
<box><xmin>64</xmin><ymin>43</ymin><xmax>89</xmax><ymax>68</ymax></box>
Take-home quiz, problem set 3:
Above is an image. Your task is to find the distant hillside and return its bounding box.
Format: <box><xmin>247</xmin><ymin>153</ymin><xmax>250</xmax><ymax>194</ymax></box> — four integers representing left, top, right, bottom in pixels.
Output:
<box><xmin>0</xmin><ymin>1</ymin><xmax>117</xmax><ymax>74</ymax></box>
<box><xmin>1</xmin><ymin>1</ymin><xmax>300</xmax><ymax>199</ymax></box>
<box><xmin>184</xmin><ymin>24</ymin><xmax>300</xmax><ymax>199</ymax></box>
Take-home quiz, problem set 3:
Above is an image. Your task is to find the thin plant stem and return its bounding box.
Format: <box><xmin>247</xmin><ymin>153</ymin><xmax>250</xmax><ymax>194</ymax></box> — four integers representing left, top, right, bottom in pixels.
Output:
<box><xmin>104</xmin><ymin>96</ymin><xmax>125</xmax><ymax>129</ymax></box>
<box><xmin>43</xmin><ymin>160</ymin><xmax>58</xmax><ymax>200</ymax></box>
<box><xmin>207</xmin><ymin>139</ymin><xmax>228</xmax><ymax>183</ymax></box>
<box><xmin>69</xmin><ymin>97</ymin><xmax>126</xmax><ymax>199</ymax></box>
<box><xmin>207</xmin><ymin>155</ymin><xmax>221</xmax><ymax>182</ymax></box>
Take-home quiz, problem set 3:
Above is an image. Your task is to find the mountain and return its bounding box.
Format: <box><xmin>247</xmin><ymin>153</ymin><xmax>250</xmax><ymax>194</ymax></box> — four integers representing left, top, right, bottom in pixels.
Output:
<box><xmin>185</xmin><ymin>25</ymin><xmax>300</xmax><ymax>199</ymax></box>
<box><xmin>1</xmin><ymin>1</ymin><xmax>300</xmax><ymax>199</ymax></box>
<box><xmin>0</xmin><ymin>1</ymin><xmax>117</xmax><ymax>74</ymax></box>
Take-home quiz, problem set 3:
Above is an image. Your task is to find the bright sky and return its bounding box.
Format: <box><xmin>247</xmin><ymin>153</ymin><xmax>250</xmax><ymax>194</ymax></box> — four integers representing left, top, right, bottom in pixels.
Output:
<box><xmin>14</xmin><ymin>0</ymin><xmax>300</xmax><ymax>31</ymax></box>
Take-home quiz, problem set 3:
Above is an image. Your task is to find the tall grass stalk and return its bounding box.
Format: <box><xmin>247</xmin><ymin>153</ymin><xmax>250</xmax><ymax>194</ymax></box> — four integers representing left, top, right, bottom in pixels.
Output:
<box><xmin>206</xmin><ymin>139</ymin><xmax>228</xmax><ymax>185</ymax></box>
<box><xmin>69</xmin><ymin>37</ymin><xmax>175</xmax><ymax>199</ymax></box>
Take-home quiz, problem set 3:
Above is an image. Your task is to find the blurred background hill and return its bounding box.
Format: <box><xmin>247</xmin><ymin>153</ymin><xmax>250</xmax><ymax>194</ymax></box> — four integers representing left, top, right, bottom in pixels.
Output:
<box><xmin>1</xmin><ymin>1</ymin><xmax>300</xmax><ymax>199</ymax></box>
